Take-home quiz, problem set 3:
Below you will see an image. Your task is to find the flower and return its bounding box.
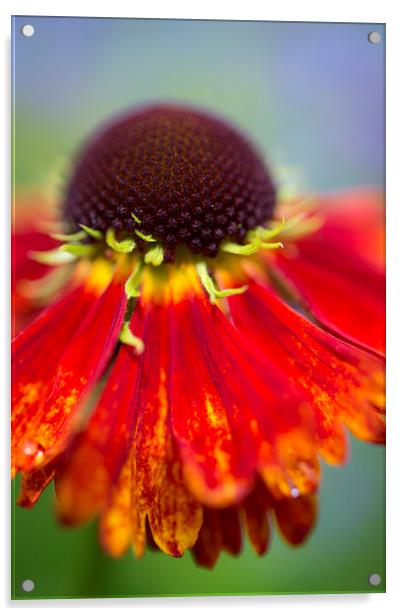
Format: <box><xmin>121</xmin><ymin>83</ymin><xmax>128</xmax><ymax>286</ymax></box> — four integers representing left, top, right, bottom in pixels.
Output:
<box><xmin>12</xmin><ymin>105</ymin><xmax>385</xmax><ymax>568</ymax></box>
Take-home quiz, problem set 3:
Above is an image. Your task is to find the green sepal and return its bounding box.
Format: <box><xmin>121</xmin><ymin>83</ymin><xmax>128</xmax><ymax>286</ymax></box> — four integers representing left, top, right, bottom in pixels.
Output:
<box><xmin>144</xmin><ymin>245</ymin><xmax>164</xmax><ymax>266</ymax></box>
<box><xmin>195</xmin><ymin>262</ymin><xmax>216</xmax><ymax>300</ymax></box>
<box><xmin>119</xmin><ymin>322</ymin><xmax>145</xmax><ymax>354</ymax></box>
<box><xmin>260</xmin><ymin>241</ymin><xmax>284</xmax><ymax>250</ymax></box>
<box><xmin>196</xmin><ymin>261</ymin><xmax>248</xmax><ymax>304</ymax></box>
<box><xmin>106</xmin><ymin>228</ymin><xmax>136</xmax><ymax>253</ymax></box>
<box><xmin>29</xmin><ymin>249</ymin><xmax>77</xmax><ymax>265</ymax></box>
<box><xmin>214</xmin><ymin>284</ymin><xmax>249</xmax><ymax>298</ymax></box>
<box><xmin>255</xmin><ymin>217</ymin><xmax>285</xmax><ymax>241</ymax></box>
<box><xmin>50</xmin><ymin>230</ymin><xmax>87</xmax><ymax>242</ymax></box>
<box><xmin>221</xmin><ymin>238</ymin><xmax>261</xmax><ymax>256</ymax></box>
<box><xmin>221</xmin><ymin>218</ymin><xmax>285</xmax><ymax>256</ymax></box>
<box><xmin>135</xmin><ymin>229</ymin><xmax>156</xmax><ymax>242</ymax></box>
<box><xmin>125</xmin><ymin>263</ymin><xmax>143</xmax><ymax>298</ymax></box>
<box><xmin>131</xmin><ymin>212</ymin><xmax>142</xmax><ymax>224</ymax></box>
<box><xmin>59</xmin><ymin>243</ymin><xmax>99</xmax><ymax>257</ymax></box>
<box><xmin>79</xmin><ymin>224</ymin><xmax>103</xmax><ymax>240</ymax></box>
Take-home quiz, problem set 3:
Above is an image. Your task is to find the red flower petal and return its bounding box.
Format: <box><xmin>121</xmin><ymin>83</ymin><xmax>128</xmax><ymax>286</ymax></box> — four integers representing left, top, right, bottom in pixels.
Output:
<box><xmin>273</xmin><ymin>494</ymin><xmax>317</xmax><ymax>546</ymax></box>
<box><xmin>17</xmin><ymin>458</ymin><xmax>59</xmax><ymax>508</ymax></box>
<box><xmin>146</xmin><ymin>265</ymin><xmax>319</xmax><ymax>504</ymax></box>
<box><xmin>308</xmin><ymin>188</ymin><xmax>384</xmax><ymax>268</ymax></box>
<box><xmin>192</xmin><ymin>509</ymin><xmax>222</xmax><ymax>569</ymax></box>
<box><xmin>167</xmin><ymin>267</ymin><xmax>257</xmax><ymax>506</ymax></box>
<box><xmin>191</xmin><ymin>482</ymin><xmax>315</xmax><ymax>568</ymax></box>
<box><xmin>242</xmin><ymin>483</ymin><xmax>272</xmax><ymax>555</ymax></box>
<box><xmin>56</xmin><ymin>296</ymin><xmax>166</xmax><ymax>526</ymax></box>
<box><xmin>225</xmin><ymin>277</ymin><xmax>385</xmax><ymax>463</ymax></box>
<box><xmin>12</xmin><ymin>285</ymin><xmax>95</xmax><ymax>475</ymax></box>
<box><xmin>94</xmin><ymin>283</ymin><xmax>204</xmax><ymax>559</ymax></box>
<box><xmin>219</xmin><ymin>507</ymin><xmax>242</xmax><ymax>555</ymax></box>
<box><xmin>55</xmin><ymin>335</ymin><xmax>143</xmax><ymax>525</ymax></box>
<box><xmin>274</xmin><ymin>189</ymin><xmax>385</xmax><ymax>354</ymax></box>
<box><xmin>129</xmin><ymin>288</ymin><xmax>203</xmax><ymax>558</ymax></box>
<box><xmin>99</xmin><ymin>457</ymin><xmax>132</xmax><ymax>558</ymax></box>
<box><xmin>192</xmin><ymin>507</ymin><xmax>243</xmax><ymax>569</ymax></box>
<box><xmin>12</xmin><ymin>261</ymin><xmax>125</xmax><ymax>473</ymax></box>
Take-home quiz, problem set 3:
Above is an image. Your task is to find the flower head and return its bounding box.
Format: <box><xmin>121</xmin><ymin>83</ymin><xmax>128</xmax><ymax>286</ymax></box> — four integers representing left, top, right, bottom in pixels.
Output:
<box><xmin>12</xmin><ymin>104</ymin><xmax>385</xmax><ymax>567</ymax></box>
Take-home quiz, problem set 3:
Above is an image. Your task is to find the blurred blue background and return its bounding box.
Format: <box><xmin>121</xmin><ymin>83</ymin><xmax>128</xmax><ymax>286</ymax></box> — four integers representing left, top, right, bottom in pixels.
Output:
<box><xmin>13</xmin><ymin>17</ymin><xmax>385</xmax><ymax>193</ymax></box>
<box><xmin>12</xmin><ymin>16</ymin><xmax>385</xmax><ymax>599</ymax></box>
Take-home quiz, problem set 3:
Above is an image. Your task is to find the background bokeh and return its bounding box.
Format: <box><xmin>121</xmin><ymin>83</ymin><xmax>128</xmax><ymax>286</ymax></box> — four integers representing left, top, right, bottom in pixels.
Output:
<box><xmin>12</xmin><ymin>16</ymin><xmax>385</xmax><ymax>599</ymax></box>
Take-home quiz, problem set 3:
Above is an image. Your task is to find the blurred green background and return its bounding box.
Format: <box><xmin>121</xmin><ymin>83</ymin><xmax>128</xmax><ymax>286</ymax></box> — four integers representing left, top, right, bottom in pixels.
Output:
<box><xmin>13</xmin><ymin>438</ymin><xmax>385</xmax><ymax>598</ymax></box>
<box><xmin>12</xmin><ymin>17</ymin><xmax>385</xmax><ymax>598</ymax></box>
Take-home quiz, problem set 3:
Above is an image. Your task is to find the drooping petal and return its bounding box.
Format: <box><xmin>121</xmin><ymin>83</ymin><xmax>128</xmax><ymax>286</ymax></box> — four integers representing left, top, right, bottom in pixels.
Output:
<box><xmin>17</xmin><ymin>458</ymin><xmax>60</xmax><ymax>508</ymax></box>
<box><xmin>191</xmin><ymin>482</ymin><xmax>315</xmax><ymax>568</ymax></box>
<box><xmin>99</xmin><ymin>457</ymin><xmax>133</xmax><ymax>558</ymax></box>
<box><xmin>273</xmin><ymin>493</ymin><xmax>317</xmax><ymax>546</ymax></box>
<box><xmin>219</xmin><ymin>507</ymin><xmax>242</xmax><ymax>556</ymax></box>
<box><xmin>224</xmin><ymin>274</ymin><xmax>385</xmax><ymax>463</ymax></box>
<box><xmin>146</xmin><ymin>264</ymin><xmax>319</xmax><ymax>505</ymax></box>
<box><xmin>242</xmin><ymin>482</ymin><xmax>272</xmax><ymax>555</ymax></box>
<box><xmin>55</xmin><ymin>330</ymin><xmax>143</xmax><ymax>525</ymax></box>
<box><xmin>12</xmin><ymin>260</ymin><xmax>125</xmax><ymax>474</ymax></box>
<box><xmin>192</xmin><ymin>505</ymin><xmax>250</xmax><ymax>569</ymax></box>
<box><xmin>12</xmin><ymin>284</ymin><xmax>96</xmax><ymax>475</ymax></box>
<box><xmin>34</xmin><ymin>272</ymin><xmax>126</xmax><ymax>465</ymax></box>
<box><xmin>192</xmin><ymin>509</ymin><xmax>222</xmax><ymax>569</ymax></box>
<box><xmin>129</xmin><ymin>283</ymin><xmax>203</xmax><ymax>558</ymax></box>
<box><xmin>274</xmin><ymin>189</ymin><xmax>385</xmax><ymax>354</ymax></box>
<box><xmin>165</xmin><ymin>265</ymin><xmax>258</xmax><ymax>507</ymax></box>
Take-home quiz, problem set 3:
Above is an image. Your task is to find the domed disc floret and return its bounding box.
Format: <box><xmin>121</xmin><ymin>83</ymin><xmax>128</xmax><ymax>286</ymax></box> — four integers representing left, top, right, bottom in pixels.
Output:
<box><xmin>63</xmin><ymin>105</ymin><xmax>276</xmax><ymax>258</ymax></box>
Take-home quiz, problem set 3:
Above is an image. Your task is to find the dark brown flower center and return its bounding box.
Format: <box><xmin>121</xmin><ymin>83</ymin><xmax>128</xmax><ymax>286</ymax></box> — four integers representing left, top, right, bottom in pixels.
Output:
<box><xmin>63</xmin><ymin>105</ymin><xmax>276</xmax><ymax>258</ymax></box>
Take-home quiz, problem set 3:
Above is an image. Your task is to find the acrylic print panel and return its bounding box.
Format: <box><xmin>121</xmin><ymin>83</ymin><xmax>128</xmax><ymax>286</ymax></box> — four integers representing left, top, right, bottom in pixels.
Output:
<box><xmin>11</xmin><ymin>16</ymin><xmax>385</xmax><ymax>599</ymax></box>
